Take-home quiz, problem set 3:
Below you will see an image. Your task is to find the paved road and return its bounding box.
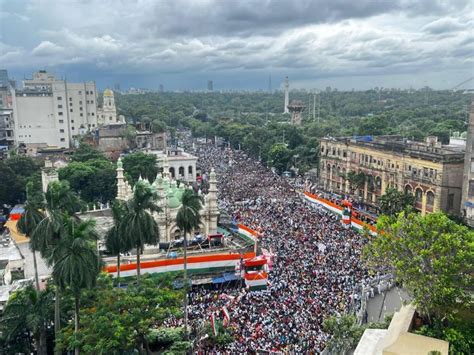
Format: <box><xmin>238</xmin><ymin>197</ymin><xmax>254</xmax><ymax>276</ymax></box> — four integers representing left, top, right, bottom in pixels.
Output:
<box><xmin>366</xmin><ymin>287</ymin><xmax>411</xmax><ymax>323</ymax></box>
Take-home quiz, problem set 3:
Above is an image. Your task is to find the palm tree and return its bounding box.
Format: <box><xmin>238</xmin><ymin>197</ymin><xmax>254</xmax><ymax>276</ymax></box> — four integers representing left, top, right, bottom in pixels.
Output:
<box><xmin>51</xmin><ymin>218</ymin><xmax>100</xmax><ymax>355</ymax></box>
<box><xmin>30</xmin><ymin>180</ymin><xmax>82</xmax><ymax>354</ymax></box>
<box><xmin>120</xmin><ymin>180</ymin><xmax>161</xmax><ymax>284</ymax></box>
<box><xmin>33</xmin><ymin>180</ymin><xmax>82</xmax><ymax>258</ymax></box>
<box><xmin>105</xmin><ymin>200</ymin><xmax>130</xmax><ymax>286</ymax></box>
<box><xmin>176</xmin><ymin>188</ymin><xmax>203</xmax><ymax>339</ymax></box>
<box><xmin>0</xmin><ymin>285</ymin><xmax>53</xmax><ymax>355</ymax></box>
<box><xmin>17</xmin><ymin>182</ymin><xmax>45</xmax><ymax>291</ymax></box>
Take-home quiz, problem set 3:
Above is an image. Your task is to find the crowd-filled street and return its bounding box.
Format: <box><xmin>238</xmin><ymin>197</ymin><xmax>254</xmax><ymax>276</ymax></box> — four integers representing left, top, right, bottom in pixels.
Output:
<box><xmin>182</xmin><ymin>139</ymin><xmax>373</xmax><ymax>353</ymax></box>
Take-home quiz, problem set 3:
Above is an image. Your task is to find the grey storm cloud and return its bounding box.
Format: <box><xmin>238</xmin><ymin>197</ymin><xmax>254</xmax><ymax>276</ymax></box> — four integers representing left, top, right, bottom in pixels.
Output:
<box><xmin>138</xmin><ymin>0</ymin><xmax>470</xmax><ymax>37</ymax></box>
<box><xmin>0</xmin><ymin>0</ymin><xmax>472</xmax><ymax>90</ymax></box>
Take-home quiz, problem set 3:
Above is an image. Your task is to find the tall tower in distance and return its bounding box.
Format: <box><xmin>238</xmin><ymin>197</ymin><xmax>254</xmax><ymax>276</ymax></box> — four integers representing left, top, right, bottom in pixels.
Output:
<box><xmin>284</xmin><ymin>76</ymin><xmax>289</xmax><ymax>113</ymax></box>
<box><xmin>461</xmin><ymin>99</ymin><xmax>474</xmax><ymax>227</ymax></box>
<box><xmin>207</xmin><ymin>80</ymin><xmax>213</xmax><ymax>92</ymax></box>
<box><xmin>288</xmin><ymin>99</ymin><xmax>305</xmax><ymax>125</ymax></box>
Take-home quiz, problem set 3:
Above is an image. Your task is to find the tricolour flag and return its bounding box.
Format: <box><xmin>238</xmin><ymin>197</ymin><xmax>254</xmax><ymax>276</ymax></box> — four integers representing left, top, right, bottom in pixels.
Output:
<box><xmin>210</xmin><ymin>313</ymin><xmax>218</xmax><ymax>336</ymax></box>
<box><xmin>222</xmin><ymin>306</ymin><xmax>230</xmax><ymax>327</ymax></box>
<box><xmin>341</xmin><ymin>207</ymin><xmax>351</xmax><ymax>225</ymax></box>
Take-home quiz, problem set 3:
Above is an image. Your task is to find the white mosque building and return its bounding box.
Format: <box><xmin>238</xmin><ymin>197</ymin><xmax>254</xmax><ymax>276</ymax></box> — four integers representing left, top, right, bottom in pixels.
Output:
<box><xmin>116</xmin><ymin>156</ymin><xmax>219</xmax><ymax>244</ymax></box>
<box><xmin>41</xmin><ymin>155</ymin><xmax>219</xmax><ymax>248</ymax></box>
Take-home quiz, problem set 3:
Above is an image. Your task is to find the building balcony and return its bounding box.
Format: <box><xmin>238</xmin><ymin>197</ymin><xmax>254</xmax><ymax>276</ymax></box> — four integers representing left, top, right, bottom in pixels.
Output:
<box><xmin>403</xmin><ymin>173</ymin><xmax>437</xmax><ymax>185</ymax></box>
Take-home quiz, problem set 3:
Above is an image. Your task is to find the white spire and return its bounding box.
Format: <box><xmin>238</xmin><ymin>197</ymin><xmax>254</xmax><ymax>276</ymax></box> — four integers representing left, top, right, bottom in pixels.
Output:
<box><xmin>284</xmin><ymin>76</ymin><xmax>289</xmax><ymax>114</ymax></box>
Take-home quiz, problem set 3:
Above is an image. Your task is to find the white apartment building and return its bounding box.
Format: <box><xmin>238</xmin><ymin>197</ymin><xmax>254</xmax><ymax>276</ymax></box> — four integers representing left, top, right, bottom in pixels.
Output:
<box><xmin>12</xmin><ymin>70</ymin><xmax>99</xmax><ymax>149</ymax></box>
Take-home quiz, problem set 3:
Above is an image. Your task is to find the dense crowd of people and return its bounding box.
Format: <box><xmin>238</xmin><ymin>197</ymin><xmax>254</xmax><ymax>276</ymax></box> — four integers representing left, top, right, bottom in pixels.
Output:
<box><xmin>180</xmin><ymin>137</ymin><xmax>373</xmax><ymax>353</ymax></box>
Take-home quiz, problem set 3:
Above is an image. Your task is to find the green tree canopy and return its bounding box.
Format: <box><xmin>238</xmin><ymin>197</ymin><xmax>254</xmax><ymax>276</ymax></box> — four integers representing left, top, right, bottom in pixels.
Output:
<box><xmin>51</xmin><ymin>218</ymin><xmax>100</xmax><ymax>355</ymax></box>
<box><xmin>0</xmin><ymin>285</ymin><xmax>54</xmax><ymax>355</ymax></box>
<box><xmin>119</xmin><ymin>180</ymin><xmax>161</xmax><ymax>282</ymax></box>
<box><xmin>58</xmin><ymin>159</ymin><xmax>117</xmax><ymax>203</ymax></box>
<box><xmin>346</xmin><ymin>171</ymin><xmax>366</xmax><ymax>194</ymax></box>
<box><xmin>151</xmin><ymin>120</ymin><xmax>167</xmax><ymax>133</ymax></box>
<box><xmin>122</xmin><ymin>152</ymin><xmax>158</xmax><ymax>185</ymax></box>
<box><xmin>0</xmin><ymin>156</ymin><xmax>40</xmax><ymax>205</ymax></box>
<box><xmin>379</xmin><ymin>187</ymin><xmax>415</xmax><ymax>216</ymax></box>
<box><xmin>57</xmin><ymin>275</ymin><xmax>185</xmax><ymax>354</ymax></box>
<box><xmin>322</xmin><ymin>314</ymin><xmax>365</xmax><ymax>354</ymax></box>
<box><xmin>104</xmin><ymin>200</ymin><xmax>130</xmax><ymax>284</ymax></box>
<box><xmin>268</xmin><ymin>143</ymin><xmax>291</xmax><ymax>173</ymax></box>
<box><xmin>71</xmin><ymin>143</ymin><xmax>105</xmax><ymax>163</ymax></box>
<box><xmin>364</xmin><ymin>212</ymin><xmax>473</xmax><ymax>321</ymax></box>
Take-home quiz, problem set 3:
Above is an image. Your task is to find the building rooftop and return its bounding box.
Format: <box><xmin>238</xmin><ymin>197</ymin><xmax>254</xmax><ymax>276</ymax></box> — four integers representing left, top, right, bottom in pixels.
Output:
<box><xmin>322</xmin><ymin>135</ymin><xmax>465</xmax><ymax>163</ymax></box>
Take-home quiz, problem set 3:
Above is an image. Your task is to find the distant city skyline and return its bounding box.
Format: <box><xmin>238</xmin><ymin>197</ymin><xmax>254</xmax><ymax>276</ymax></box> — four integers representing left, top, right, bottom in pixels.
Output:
<box><xmin>1</xmin><ymin>0</ymin><xmax>473</xmax><ymax>91</ymax></box>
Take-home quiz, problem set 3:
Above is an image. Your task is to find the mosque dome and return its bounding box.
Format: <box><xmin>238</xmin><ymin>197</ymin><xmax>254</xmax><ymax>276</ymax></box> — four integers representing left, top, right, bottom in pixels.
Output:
<box><xmin>103</xmin><ymin>89</ymin><xmax>114</xmax><ymax>97</ymax></box>
<box><xmin>167</xmin><ymin>195</ymin><xmax>181</xmax><ymax>209</ymax></box>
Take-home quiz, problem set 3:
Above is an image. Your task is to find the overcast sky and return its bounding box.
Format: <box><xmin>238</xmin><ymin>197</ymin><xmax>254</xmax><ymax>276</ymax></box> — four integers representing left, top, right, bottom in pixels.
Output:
<box><xmin>1</xmin><ymin>0</ymin><xmax>473</xmax><ymax>91</ymax></box>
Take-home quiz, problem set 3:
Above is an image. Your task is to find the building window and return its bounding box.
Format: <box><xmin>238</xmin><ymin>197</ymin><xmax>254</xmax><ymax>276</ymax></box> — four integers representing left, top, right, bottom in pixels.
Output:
<box><xmin>57</xmin><ymin>96</ymin><xmax>62</xmax><ymax>100</ymax></box>
<box><xmin>471</xmin><ymin>161</ymin><xmax>474</xmax><ymax>173</ymax></box>
<box><xmin>415</xmin><ymin>189</ymin><xmax>423</xmax><ymax>204</ymax></box>
<box><xmin>80</xmin><ymin>107</ymin><xmax>83</xmax><ymax>111</ymax></box>
<box><xmin>448</xmin><ymin>193</ymin><xmax>455</xmax><ymax>209</ymax></box>
<box><xmin>69</xmin><ymin>102</ymin><xmax>73</xmax><ymax>107</ymax></box>
<box><xmin>79</xmin><ymin>100</ymin><xmax>82</xmax><ymax>104</ymax></box>
<box><xmin>80</xmin><ymin>113</ymin><xmax>83</xmax><ymax>117</ymax></box>
<box><xmin>469</xmin><ymin>181</ymin><xmax>474</xmax><ymax>197</ymax></box>
<box><xmin>79</xmin><ymin>91</ymin><xmax>82</xmax><ymax>94</ymax></box>
<box><xmin>321</xmin><ymin>146</ymin><xmax>324</xmax><ymax>153</ymax></box>
<box><xmin>72</xmin><ymin>127</ymin><xmax>75</xmax><ymax>130</ymax></box>
<box><xmin>60</xmin><ymin>138</ymin><xmax>65</xmax><ymax>142</ymax></box>
<box><xmin>60</xmin><ymin>129</ymin><xmax>64</xmax><ymax>133</ymax></box>
<box><xmin>188</xmin><ymin>166</ymin><xmax>193</xmax><ymax>175</ymax></box>
<box><xmin>58</xmin><ymin>104</ymin><xmax>63</xmax><ymax>109</ymax></box>
<box><xmin>91</xmin><ymin>100</ymin><xmax>94</xmax><ymax>104</ymax></box>
<box><xmin>71</xmin><ymin>120</ymin><xmax>74</xmax><ymax>123</ymax></box>
<box><xmin>70</xmin><ymin>109</ymin><xmax>73</xmax><ymax>112</ymax></box>
<box><xmin>426</xmin><ymin>191</ymin><xmax>435</xmax><ymax>206</ymax></box>
<box><xmin>91</xmin><ymin>112</ymin><xmax>94</xmax><ymax>116</ymax></box>
<box><xmin>59</xmin><ymin>119</ymin><xmax>64</xmax><ymax>123</ymax></box>
<box><xmin>58</xmin><ymin>112</ymin><xmax>63</xmax><ymax>116</ymax></box>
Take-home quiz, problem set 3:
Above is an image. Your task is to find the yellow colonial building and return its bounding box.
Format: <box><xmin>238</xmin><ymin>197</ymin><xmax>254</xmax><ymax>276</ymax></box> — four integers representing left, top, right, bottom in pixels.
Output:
<box><xmin>319</xmin><ymin>135</ymin><xmax>465</xmax><ymax>216</ymax></box>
